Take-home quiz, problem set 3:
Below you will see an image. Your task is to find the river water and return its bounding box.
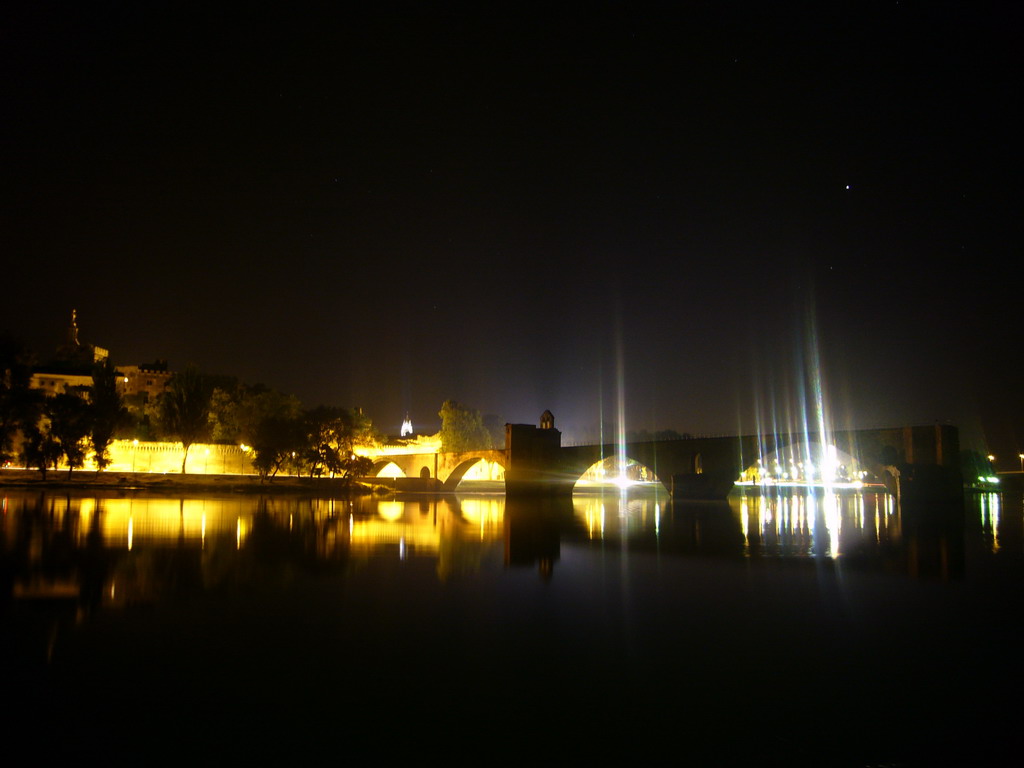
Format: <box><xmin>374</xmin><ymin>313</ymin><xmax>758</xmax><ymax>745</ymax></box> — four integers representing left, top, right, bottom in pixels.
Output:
<box><xmin>2</xmin><ymin>485</ymin><xmax>1020</xmax><ymax>765</ymax></box>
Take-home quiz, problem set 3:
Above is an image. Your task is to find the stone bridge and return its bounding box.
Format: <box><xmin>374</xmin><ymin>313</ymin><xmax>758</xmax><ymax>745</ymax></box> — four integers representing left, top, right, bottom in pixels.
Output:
<box><xmin>370</xmin><ymin>449</ymin><xmax>507</xmax><ymax>492</ymax></box>
<box><xmin>368</xmin><ymin>411</ymin><xmax>961</xmax><ymax>500</ymax></box>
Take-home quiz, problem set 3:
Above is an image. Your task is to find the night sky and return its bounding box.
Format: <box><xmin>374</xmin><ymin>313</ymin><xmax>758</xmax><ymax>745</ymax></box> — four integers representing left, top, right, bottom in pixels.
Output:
<box><xmin>3</xmin><ymin>4</ymin><xmax>1020</xmax><ymax>458</ymax></box>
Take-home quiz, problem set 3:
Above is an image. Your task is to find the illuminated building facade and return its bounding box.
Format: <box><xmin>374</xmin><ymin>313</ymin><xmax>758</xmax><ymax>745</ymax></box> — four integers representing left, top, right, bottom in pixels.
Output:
<box><xmin>115</xmin><ymin>360</ymin><xmax>173</xmax><ymax>403</ymax></box>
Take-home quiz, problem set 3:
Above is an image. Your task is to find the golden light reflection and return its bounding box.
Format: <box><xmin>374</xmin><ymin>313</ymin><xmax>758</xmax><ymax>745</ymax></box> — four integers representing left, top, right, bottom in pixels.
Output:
<box><xmin>343</xmin><ymin>498</ymin><xmax>506</xmax><ymax>558</ymax></box>
<box><xmin>86</xmin><ymin>498</ymin><xmax>252</xmax><ymax>548</ymax></box>
<box><xmin>378</xmin><ymin>501</ymin><xmax>403</xmax><ymax>521</ymax></box>
<box><xmin>459</xmin><ymin>497</ymin><xmax>504</xmax><ymax>539</ymax></box>
<box><xmin>740</xmin><ymin>497</ymin><xmax>750</xmax><ymax>550</ymax></box>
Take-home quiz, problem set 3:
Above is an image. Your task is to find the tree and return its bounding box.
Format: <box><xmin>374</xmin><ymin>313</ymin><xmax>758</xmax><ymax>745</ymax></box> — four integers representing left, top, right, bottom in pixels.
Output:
<box><xmin>46</xmin><ymin>393</ymin><xmax>92</xmax><ymax>476</ymax></box>
<box><xmin>296</xmin><ymin>406</ymin><xmax>376</xmax><ymax>478</ymax></box>
<box><xmin>299</xmin><ymin>406</ymin><xmax>346</xmax><ymax>477</ymax></box>
<box><xmin>339</xmin><ymin>453</ymin><xmax>374</xmax><ymax>482</ymax></box>
<box><xmin>19</xmin><ymin>396</ymin><xmax>60</xmax><ymax>479</ymax></box>
<box><xmin>19</xmin><ymin>393</ymin><xmax>90</xmax><ymax>478</ymax></box>
<box><xmin>159</xmin><ymin>365</ymin><xmax>213</xmax><ymax>473</ymax></box>
<box><xmin>439</xmin><ymin>400</ymin><xmax>492</xmax><ymax>452</ymax></box>
<box><xmin>89</xmin><ymin>359</ymin><xmax>128</xmax><ymax>470</ymax></box>
<box><xmin>250</xmin><ymin>414</ymin><xmax>305</xmax><ymax>481</ymax></box>
<box><xmin>208</xmin><ymin>385</ymin><xmax>241</xmax><ymax>443</ymax></box>
<box><xmin>0</xmin><ymin>333</ymin><xmax>35</xmax><ymax>464</ymax></box>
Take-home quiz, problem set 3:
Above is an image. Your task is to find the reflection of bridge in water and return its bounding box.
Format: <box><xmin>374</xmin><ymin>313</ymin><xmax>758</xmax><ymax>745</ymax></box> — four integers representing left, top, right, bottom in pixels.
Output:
<box><xmin>368</xmin><ymin>411</ymin><xmax>962</xmax><ymax>500</ymax></box>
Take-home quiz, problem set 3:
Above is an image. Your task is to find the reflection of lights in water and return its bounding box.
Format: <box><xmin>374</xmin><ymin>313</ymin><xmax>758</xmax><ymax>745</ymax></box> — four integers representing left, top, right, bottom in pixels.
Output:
<box><xmin>572</xmin><ymin>491</ymin><xmax>666</xmax><ymax>541</ymax></box>
<box><xmin>980</xmin><ymin>493</ymin><xmax>1001</xmax><ymax>552</ymax></box>
<box><xmin>378</xmin><ymin>501</ymin><xmax>403</xmax><ymax>521</ymax></box>
<box><xmin>459</xmin><ymin>498</ymin><xmax>503</xmax><ymax>538</ymax></box>
<box><xmin>739</xmin><ymin>490</ymin><xmax>888</xmax><ymax>558</ymax></box>
<box><xmin>80</xmin><ymin>499</ymin><xmax>251</xmax><ymax>547</ymax></box>
<box><xmin>823</xmin><ymin>490</ymin><xmax>841</xmax><ymax>558</ymax></box>
<box><xmin>399</xmin><ymin>537</ymin><xmax>406</xmax><ymax>560</ymax></box>
<box><xmin>740</xmin><ymin>497</ymin><xmax>749</xmax><ymax>550</ymax></box>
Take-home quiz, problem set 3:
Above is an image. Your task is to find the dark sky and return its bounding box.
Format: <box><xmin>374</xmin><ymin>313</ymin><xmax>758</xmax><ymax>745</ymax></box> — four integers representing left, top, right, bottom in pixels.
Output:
<box><xmin>3</xmin><ymin>3</ymin><xmax>1021</xmax><ymax>458</ymax></box>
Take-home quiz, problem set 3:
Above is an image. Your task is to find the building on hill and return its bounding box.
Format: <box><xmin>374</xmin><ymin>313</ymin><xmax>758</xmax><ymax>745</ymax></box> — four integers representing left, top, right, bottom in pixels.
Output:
<box><xmin>29</xmin><ymin>309</ymin><xmax>108</xmax><ymax>398</ymax></box>
<box><xmin>29</xmin><ymin>311</ymin><xmax>173</xmax><ymax>405</ymax></box>
<box><xmin>116</xmin><ymin>360</ymin><xmax>173</xmax><ymax>405</ymax></box>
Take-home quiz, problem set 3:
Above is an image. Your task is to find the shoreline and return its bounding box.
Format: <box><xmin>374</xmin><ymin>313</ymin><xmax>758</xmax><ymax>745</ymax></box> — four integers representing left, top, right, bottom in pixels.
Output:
<box><xmin>0</xmin><ymin>468</ymin><xmax>386</xmax><ymax>497</ymax></box>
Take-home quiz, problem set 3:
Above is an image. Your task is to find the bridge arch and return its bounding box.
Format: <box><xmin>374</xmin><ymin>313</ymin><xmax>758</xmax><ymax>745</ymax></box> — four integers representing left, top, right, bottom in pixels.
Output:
<box><xmin>372</xmin><ymin>460</ymin><xmax>405</xmax><ymax>478</ymax></box>
<box><xmin>572</xmin><ymin>455</ymin><xmax>667</xmax><ymax>491</ymax></box>
<box><xmin>740</xmin><ymin>440</ymin><xmax>863</xmax><ymax>485</ymax></box>
<box><xmin>441</xmin><ymin>456</ymin><xmax>507</xmax><ymax>490</ymax></box>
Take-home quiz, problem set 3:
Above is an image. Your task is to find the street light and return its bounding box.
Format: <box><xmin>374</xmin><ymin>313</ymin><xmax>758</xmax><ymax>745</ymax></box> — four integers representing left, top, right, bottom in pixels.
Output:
<box><xmin>1018</xmin><ymin>453</ymin><xmax>1023</xmax><ymax>472</ymax></box>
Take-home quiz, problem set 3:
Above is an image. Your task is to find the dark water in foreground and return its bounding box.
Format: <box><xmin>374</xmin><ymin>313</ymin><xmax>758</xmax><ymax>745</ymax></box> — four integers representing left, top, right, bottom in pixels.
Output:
<box><xmin>2</xmin><ymin>487</ymin><xmax>1021</xmax><ymax>765</ymax></box>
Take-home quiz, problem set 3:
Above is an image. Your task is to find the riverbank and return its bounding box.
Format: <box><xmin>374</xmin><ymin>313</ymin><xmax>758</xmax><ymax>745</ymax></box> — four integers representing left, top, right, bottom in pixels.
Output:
<box><xmin>0</xmin><ymin>468</ymin><xmax>384</xmax><ymax>497</ymax></box>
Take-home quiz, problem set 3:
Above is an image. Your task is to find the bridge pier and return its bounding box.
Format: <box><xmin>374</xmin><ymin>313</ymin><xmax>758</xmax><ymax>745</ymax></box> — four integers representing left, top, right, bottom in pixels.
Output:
<box><xmin>669</xmin><ymin>472</ymin><xmax>737</xmax><ymax>500</ymax></box>
<box><xmin>504</xmin><ymin>416</ymin><xmax>577</xmax><ymax>496</ymax></box>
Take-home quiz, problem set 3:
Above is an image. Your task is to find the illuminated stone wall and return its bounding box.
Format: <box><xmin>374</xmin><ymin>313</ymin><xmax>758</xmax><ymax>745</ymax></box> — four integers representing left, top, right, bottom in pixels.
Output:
<box><xmin>101</xmin><ymin>440</ymin><xmax>256</xmax><ymax>475</ymax></box>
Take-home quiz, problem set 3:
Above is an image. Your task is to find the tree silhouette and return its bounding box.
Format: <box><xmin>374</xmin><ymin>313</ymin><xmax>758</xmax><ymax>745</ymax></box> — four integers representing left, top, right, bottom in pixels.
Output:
<box><xmin>89</xmin><ymin>358</ymin><xmax>128</xmax><ymax>470</ymax></box>
<box><xmin>47</xmin><ymin>393</ymin><xmax>92</xmax><ymax>476</ymax></box>
<box><xmin>0</xmin><ymin>332</ymin><xmax>36</xmax><ymax>464</ymax></box>
<box><xmin>159</xmin><ymin>365</ymin><xmax>213</xmax><ymax>473</ymax></box>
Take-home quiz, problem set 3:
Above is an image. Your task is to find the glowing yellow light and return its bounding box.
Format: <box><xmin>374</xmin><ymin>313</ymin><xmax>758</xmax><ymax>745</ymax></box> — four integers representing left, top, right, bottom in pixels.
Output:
<box><xmin>376</xmin><ymin>461</ymin><xmax>405</xmax><ymax>478</ymax></box>
<box><xmin>378</xmin><ymin>501</ymin><xmax>403</xmax><ymax>521</ymax></box>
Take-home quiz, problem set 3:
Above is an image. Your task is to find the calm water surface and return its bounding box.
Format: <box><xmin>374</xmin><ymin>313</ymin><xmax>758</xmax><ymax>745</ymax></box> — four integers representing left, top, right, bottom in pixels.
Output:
<box><xmin>3</xmin><ymin>486</ymin><xmax>1021</xmax><ymax>765</ymax></box>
